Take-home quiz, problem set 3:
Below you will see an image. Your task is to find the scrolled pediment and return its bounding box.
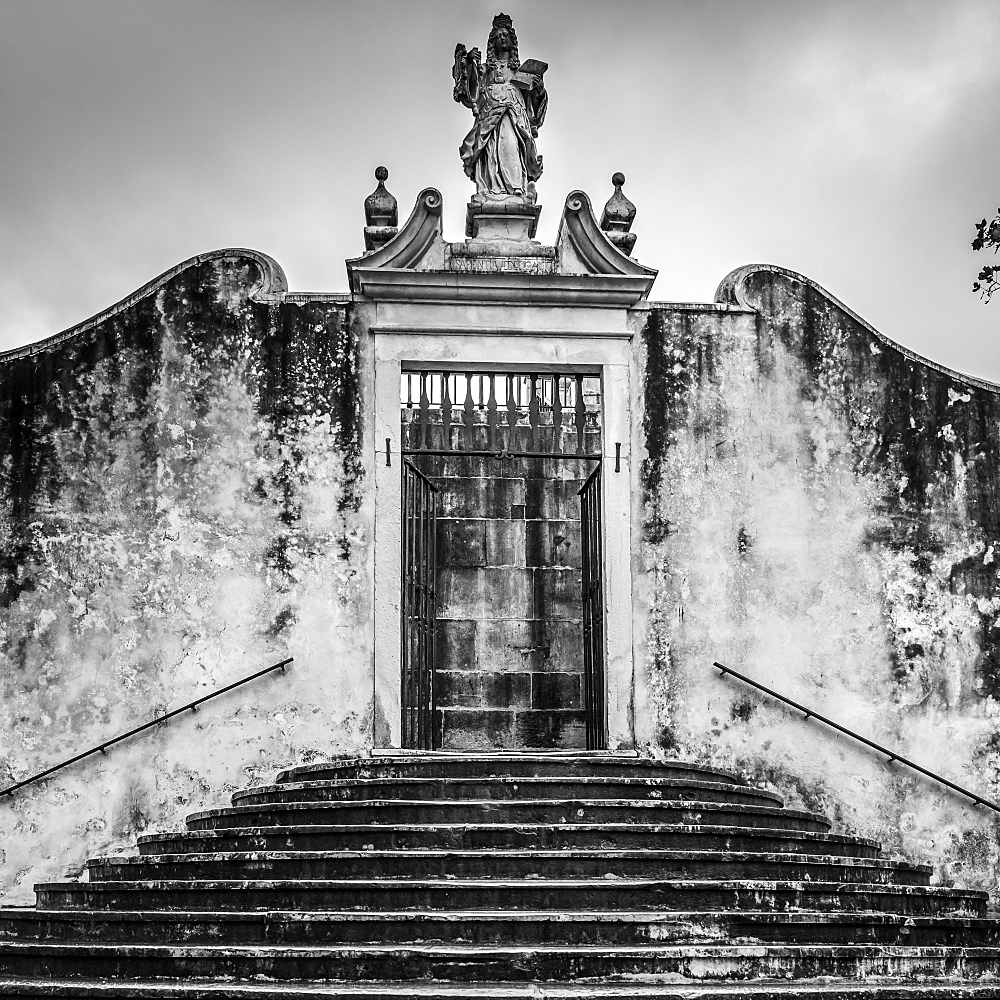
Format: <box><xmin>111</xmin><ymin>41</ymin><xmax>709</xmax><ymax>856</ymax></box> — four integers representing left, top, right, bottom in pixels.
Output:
<box><xmin>556</xmin><ymin>190</ymin><xmax>657</xmax><ymax>284</ymax></box>
<box><xmin>347</xmin><ymin>188</ymin><xmax>446</xmax><ymax>293</ymax></box>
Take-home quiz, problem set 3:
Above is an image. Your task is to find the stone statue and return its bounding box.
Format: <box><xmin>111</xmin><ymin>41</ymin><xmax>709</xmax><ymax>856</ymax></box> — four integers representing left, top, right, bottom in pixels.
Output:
<box><xmin>453</xmin><ymin>13</ymin><xmax>548</xmax><ymax>207</ymax></box>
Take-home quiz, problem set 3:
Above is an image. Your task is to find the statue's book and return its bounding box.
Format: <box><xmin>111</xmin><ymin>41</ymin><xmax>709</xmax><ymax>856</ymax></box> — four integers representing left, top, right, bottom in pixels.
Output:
<box><xmin>511</xmin><ymin>59</ymin><xmax>547</xmax><ymax>90</ymax></box>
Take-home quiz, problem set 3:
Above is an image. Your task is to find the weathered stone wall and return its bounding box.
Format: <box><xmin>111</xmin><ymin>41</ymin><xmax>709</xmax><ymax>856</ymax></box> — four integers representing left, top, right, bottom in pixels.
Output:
<box><xmin>0</xmin><ymin>252</ymin><xmax>371</xmax><ymax>902</ymax></box>
<box><xmin>637</xmin><ymin>268</ymin><xmax>1000</xmax><ymax>898</ymax></box>
<box><xmin>6</xmin><ymin>244</ymin><xmax>1000</xmax><ymax>904</ymax></box>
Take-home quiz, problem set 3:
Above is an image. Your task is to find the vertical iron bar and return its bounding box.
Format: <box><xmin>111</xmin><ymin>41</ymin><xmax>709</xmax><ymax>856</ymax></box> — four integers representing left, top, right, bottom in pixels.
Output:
<box><xmin>429</xmin><ymin>486</ymin><xmax>438</xmax><ymax>748</ymax></box>
<box><xmin>400</xmin><ymin>465</ymin><xmax>410</xmax><ymax>747</ymax></box>
<box><xmin>425</xmin><ymin>477</ymin><xmax>432</xmax><ymax>748</ymax></box>
<box><xmin>552</xmin><ymin>374</ymin><xmax>563</xmax><ymax>454</ymax></box>
<box><xmin>591</xmin><ymin>471</ymin><xmax>598</xmax><ymax>750</ymax></box>
<box><xmin>412</xmin><ymin>475</ymin><xmax>421</xmax><ymax>750</ymax></box>
<box><xmin>400</xmin><ymin>467</ymin><xmax>413</xmax><ymax>746</ymax></box>
<box><xmin>581</xmin><ymin>482</ymin><xmax>592</xmax><ymax>749</ymax></box>
<box><xmin>417</xmin><ymin>479</ymin><xmax>426</xmax><ymax>750</ymax></box>
<box><xmin>579</xmin><ymin>463</ymin><xmax>605</xmax><ymax>750</ymax></box>
<box><xmin>410</xmin><ymin>467</ymin><xmax>419</xmax><ymax>747</ymax></box>
<box><xmin>590</xmin><ymin>473</ymin><xmax>601</xmax><ymax>750</ymax></box>
<box><xmin>596</xmin><ymin>466</ymin><xmax>605</xmax><ymax>749</ymax></box>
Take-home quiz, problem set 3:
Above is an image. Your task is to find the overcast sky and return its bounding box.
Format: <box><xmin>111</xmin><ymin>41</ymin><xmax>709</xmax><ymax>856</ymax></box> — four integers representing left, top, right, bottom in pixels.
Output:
<box><xmin>2</xmin><ymin>0</ymin><xmax>998</xmax><ymax>378</ymax></box>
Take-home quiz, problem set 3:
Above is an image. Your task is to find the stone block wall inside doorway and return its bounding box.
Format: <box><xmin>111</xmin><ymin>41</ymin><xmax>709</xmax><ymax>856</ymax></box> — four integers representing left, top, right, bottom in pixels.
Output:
<box><xmin>408</xmin><ymin>444</ymin><xmax>597</xmax><ymax>750</ymax></box>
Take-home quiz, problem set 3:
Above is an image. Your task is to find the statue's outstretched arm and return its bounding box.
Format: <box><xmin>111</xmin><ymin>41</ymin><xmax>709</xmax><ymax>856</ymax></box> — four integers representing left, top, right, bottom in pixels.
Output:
<box><xmin>452</xmin><ymin>43</ymin><xmax>481</xmax><ymax>111</ymax></box>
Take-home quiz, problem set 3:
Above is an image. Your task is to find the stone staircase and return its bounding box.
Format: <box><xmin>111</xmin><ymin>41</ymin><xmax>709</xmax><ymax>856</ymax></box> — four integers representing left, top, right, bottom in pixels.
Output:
<box><xmin>1</xmin><ymin>751</ymin><xmax>999</xmax><ymax>997</ymax></box>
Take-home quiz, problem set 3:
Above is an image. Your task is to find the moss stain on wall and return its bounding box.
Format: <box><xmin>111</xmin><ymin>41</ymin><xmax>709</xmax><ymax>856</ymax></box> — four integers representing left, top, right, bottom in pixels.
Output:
<box><xmin>5</xmin><ymin>248</ymin><xmax>1000</xmax><ymax>904</ymax></box>
<box><xmin>0</xmin><ymin>256</ymin><xmax>371</xmax><ymax>902</ymax></box>
<box><xmin>642</xmin><ymin>275</ymin><xmax>1000</xmax><ymax>897</ymax></box>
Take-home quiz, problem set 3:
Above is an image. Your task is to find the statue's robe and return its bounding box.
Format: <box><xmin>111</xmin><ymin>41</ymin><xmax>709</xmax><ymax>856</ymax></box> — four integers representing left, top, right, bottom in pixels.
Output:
<box><xmin>460</xmin><ymin>65</ymin><xmax>545</xmax><ymax>200</ymax></box>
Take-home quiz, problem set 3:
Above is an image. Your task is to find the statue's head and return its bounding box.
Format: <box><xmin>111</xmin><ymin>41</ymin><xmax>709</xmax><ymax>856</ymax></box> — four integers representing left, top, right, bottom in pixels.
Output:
<box><xmin>486</xmin><ymin>12</ymin><xmax>519</xmax><ymax>73</ymax></box>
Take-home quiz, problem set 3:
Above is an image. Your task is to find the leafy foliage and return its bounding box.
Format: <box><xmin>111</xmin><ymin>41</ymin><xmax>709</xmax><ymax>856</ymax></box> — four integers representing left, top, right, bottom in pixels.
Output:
<box><xmin>972</xmin><ymin>210</ymin><xmax>1000</xmax><ymax>303</ymax></box>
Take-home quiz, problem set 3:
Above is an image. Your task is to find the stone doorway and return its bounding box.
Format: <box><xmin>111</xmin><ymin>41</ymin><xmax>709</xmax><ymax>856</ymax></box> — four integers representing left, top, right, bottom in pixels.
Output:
<box><xmin>400</xmin><ymin>368</ymin><xmax>604</xmax><ymax>750</ymax></box>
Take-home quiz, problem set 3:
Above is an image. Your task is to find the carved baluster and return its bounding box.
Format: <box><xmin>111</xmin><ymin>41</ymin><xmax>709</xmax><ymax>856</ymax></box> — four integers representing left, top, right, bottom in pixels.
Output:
<box><xmin>400</xmin><ymin>374</ymin><xmax>409</xmax><ymax>450</ymax></box>
<box><xmin>575</xmin><ymin>374</ymin><xmax>586</xmax><ymax>455</ymax></box>
<box><xmin>442</xmin><ymin>372</ymin><xmax>452</xmax><ymax>450</ymax></box>
<box><xmin>528</xmin><ymin>373</ymin><xmax>540</xmax><ymax>451</ymax></box>
<box><xmin>506</xmin><ymin>374</ymin><xmax>518</xmax><ymax>454</ymax></box>
<box><xmin>419</xmin><ymin>372</ymin><xmax>430</xmax><ymax>450</ymax></box>
<box><xmin>408</xmin><ymin>373</ymin><xmax>418</xmax><ymax>449</ymax></box>
<box><xmin>552</xmin><ymin>374</ymin><xmax>563</xmax><ymax>454</ymax></box>
<box><xmin>463</xmin><ymin>372</ymin><xmax>475</xmax><ymax>450</ymax></box>
<box><xmin>487</xmin><ymin>373</ymin><xmax>498</xmax><ymax>451</ymax></box>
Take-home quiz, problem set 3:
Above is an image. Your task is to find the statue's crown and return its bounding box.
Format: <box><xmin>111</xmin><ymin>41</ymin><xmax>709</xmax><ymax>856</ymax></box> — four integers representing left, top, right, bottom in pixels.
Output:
<box><xmin>492</xmin><ymin>12</ymin><xmax>513</xmax><ymax>30</ymax></box>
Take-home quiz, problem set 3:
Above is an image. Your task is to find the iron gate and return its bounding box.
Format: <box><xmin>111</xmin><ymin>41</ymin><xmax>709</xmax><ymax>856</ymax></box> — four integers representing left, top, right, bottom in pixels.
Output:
<box><xmin>400</xmin><ymin>365</ymin><xmax>606</xmax><ymax>750</ymax></box>
<box><xmin>401</xmin><ymin>459</ymin><xmax>438</xmax><ymax>749</ymax></box>
<box><xmin>579</xmin><ymin>463</ymin><xmax>607</xmax><ymax>750</ymax></box>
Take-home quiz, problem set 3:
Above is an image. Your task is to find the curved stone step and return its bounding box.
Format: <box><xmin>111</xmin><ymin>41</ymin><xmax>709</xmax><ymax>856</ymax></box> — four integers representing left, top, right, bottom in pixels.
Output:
<box><xmin>33</xmin><ymin>879</ymin><xmax>987</xmax><ymax>916</ymax></box>
<box><xmin>2</xmin><ymin>940</ymin><xmax>1000</xmax><ymax>982</ymax></box>
<box><xmin>137</xmin><ymin>823</ymin><xmax>883</xmax><ymax>859</ymax></box>
<box><xmin>4</xmin><ymin>909</ymin><xmax>999</xmax><ymax>948</ymax></box>
<box><xmin>276</xmin><ymin>754</ymin><xmax>746</xmax><ymax>785</ymax></box>
<box><xmin>7</xmin><ymin>751</ymin><xmax>998</xmax><ymax>996</ymax></box>
<box><xmin>231</xmin><ymin>777</ymin><xmax>780</xmax><ymax>808</ymax></box>
<box><xmin>84</xmin><ymin>850</ymin><xmax>932</xmax><ymax>886</ymax></box>
<box><xmin>183</xmin><ymin>799</ymin><xmax>833</xmax><ymax>833</ymax></box>
<box><xmin>4</xmin><ymin>977</ymin><xmax>1000</xmax><ymax>999</ymax></box>
<box><xmin>719</xmin><ymin>912</ymin><xmax>1000</xmax><ymax>946</ymax></box>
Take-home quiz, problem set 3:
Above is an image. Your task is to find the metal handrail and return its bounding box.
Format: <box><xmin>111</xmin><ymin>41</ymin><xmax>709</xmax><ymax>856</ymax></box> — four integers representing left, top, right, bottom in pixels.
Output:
<box><xmin>714</xmin><ymin>660</ymin><xmax>1000</xmax><ymax>815</ymax></box>
<box><xmin>1</xmin><ymin>656</ymin><xmax>292</xmax><ymax>799</ymax></box>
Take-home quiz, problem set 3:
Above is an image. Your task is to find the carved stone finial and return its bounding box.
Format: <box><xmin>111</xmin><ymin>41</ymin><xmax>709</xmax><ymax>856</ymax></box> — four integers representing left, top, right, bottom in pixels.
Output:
<box><xmin>600</xmin><ymin>172</ymin><xmax>637</xmax><ymax>255</ymax></box>
<box><xmin>364</xmin><ymin>166</ymin><xmax>399</xmax><ymax>252</ymax></box>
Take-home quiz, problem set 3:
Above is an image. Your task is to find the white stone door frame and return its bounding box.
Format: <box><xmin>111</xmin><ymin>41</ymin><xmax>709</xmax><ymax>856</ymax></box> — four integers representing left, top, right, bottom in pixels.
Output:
<box><xmin>372</xmin><ymin>330</ymin><xmax>634</xmax><ymax>749</ymax></box>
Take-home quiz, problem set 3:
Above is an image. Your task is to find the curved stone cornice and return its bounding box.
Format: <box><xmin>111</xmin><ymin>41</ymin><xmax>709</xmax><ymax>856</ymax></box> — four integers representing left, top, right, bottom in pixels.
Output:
<box><xmin>347</xmin><ymin>188</ymin><xmax>444</xmax><ymax>294</ymax></box>
<box><xmin>0</xmin><ymin>248</ymin><xmax>288</xmax><ymax>366</ymax></box>
<box><xmin>556</xmin><ymin>190</ymin><xmax>657</xmax><ymax>287</ymax></box>
<box><xmin>717</xmin><ymin>262</ymin><xmax>1000</xmax><ymax>394</ymax></box>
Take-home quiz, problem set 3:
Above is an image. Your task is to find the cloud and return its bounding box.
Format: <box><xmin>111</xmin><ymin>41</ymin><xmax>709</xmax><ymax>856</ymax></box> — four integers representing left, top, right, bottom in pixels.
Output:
<box><xmin>787</xmin><ymin>2</ymin><xmax>1000</xmax><ymax>160</ymax></box>
<box><xmin>0</xmin><ymin>0</ymin><xmax>999</xmax><ymax>378</ymax></box>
